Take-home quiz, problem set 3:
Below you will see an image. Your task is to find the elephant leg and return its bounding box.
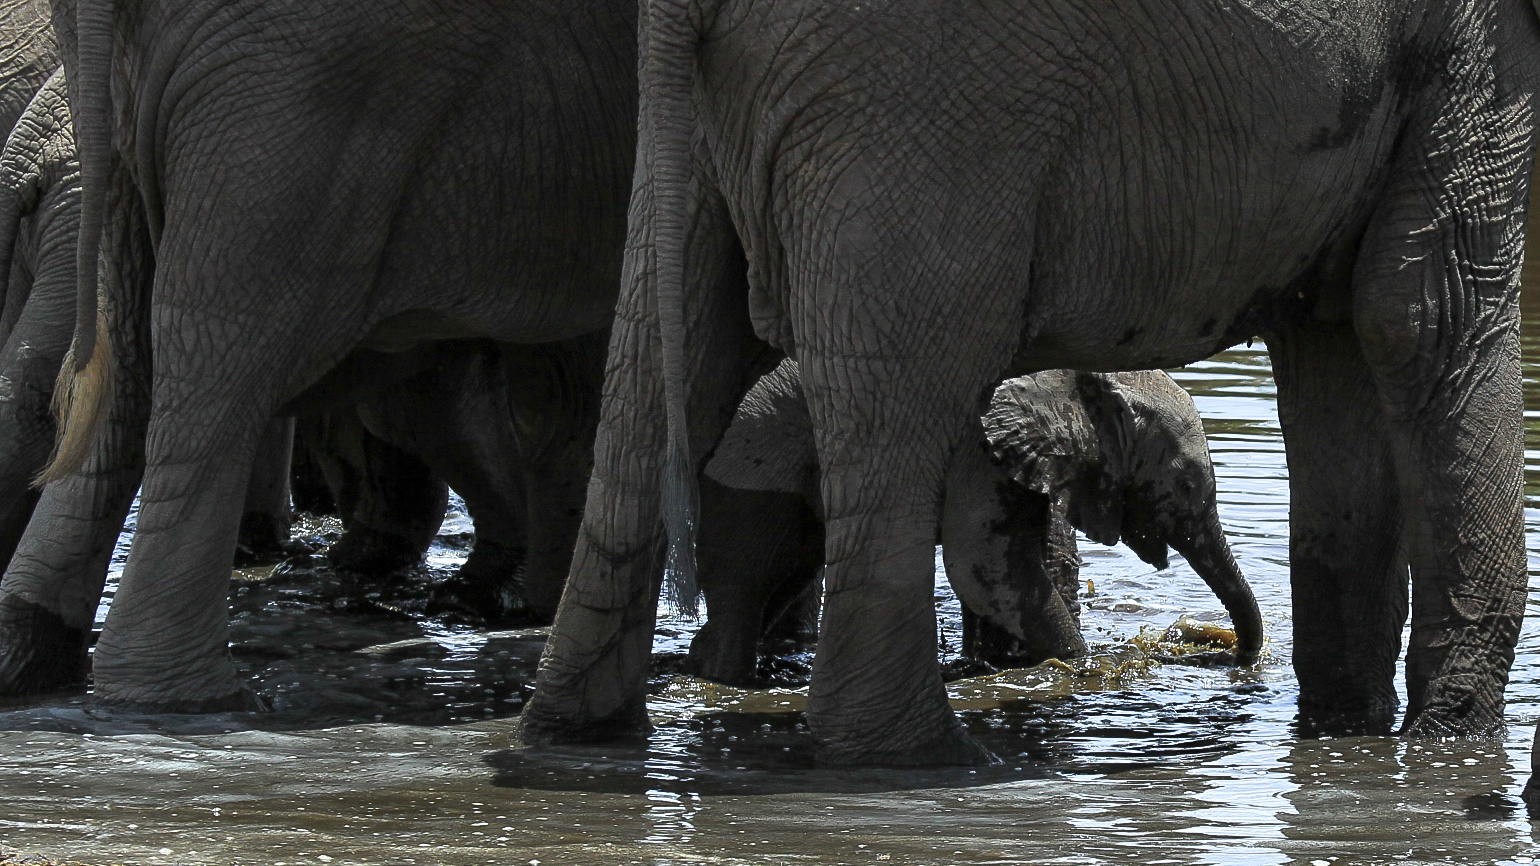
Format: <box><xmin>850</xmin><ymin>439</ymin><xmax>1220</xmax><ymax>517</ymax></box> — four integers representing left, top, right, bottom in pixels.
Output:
<box><xmin>1270</xmin><ymin>320</ymin><xmax>1405</xmax><ymax>736</ymax></box>
<box><xmin>357</xmin><ymin>342</ymin><xmax>531</xmax><ymax>622</ymax></box>
<box><xmin>801</xmin><ymin>353</ymin><xmax>1004</xmax><ymax>765</ymax></box>
<box><xmin>689</xmin><ymin>477</ymin><xmax>823</xmax><ymax>686</ymax></box>
<box><xmin>942</xmin><ymin>428</ymin><xmax>1084</xmax><ymax>668</ymax></box>
<box><xmin>90</xmin><ymin>391</ymin><xmax>276</xmax><ymax>709</ymax></box>
<box><xmin>518</xmin><ymin>137</ymin><xmax>768</xmax><ymax>743</ymax></box>
<box><xmin>304</xmin><ymin>409</ymin><xmax>447</xmax><ymax>576</ymax></box>
<box><xmin>0</xmin><ymin>212</ymin><xmax>80</xmax><ymax>570</ymax></box>
<box><xmin>0</xmin><ymin>473</ymin><xmax>142</xmax><ymax>696</ymax></box>
<box><xmin>235</xmin><ymin>417</ymin><xmax>293</xmax><ymax>561</ymax></box>
<box><xmin>1044</xmin><ymin>494</ymin><xmax>1082</xmax><ymax>625</ymax></box>
<box><xmin>287</xmin><ymin>422</ymin><xmax>337</xmax><ymax>516</ymax></box>
<box><xmin>0</xmin><ymin>162</ymin><xmax>151</xmax><ymax>697</ymax></box>
<box><xmin>501</xmin><ymin>332</ymin><xmax>608</xmax><ymax>624</ymax></box>
<box><xmin>1349</xmin><ymin>97</ymin><xmax>1530</xmax><ymax>739</ymax></box>
<box><xmin>760</xmin><ymin>566</ymin><xmax>823</xmax><ymax>647</ymax></box>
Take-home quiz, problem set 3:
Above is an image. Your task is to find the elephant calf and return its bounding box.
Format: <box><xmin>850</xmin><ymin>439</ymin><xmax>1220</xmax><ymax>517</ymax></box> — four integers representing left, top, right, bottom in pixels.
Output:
<box><xmin>689</xmin><ymin>359</ymin><xmax>1262</xmax><ymax>687</ymax></box>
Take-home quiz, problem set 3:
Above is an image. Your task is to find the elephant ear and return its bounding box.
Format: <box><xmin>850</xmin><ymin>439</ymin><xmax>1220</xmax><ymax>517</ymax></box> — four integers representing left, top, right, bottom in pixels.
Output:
<box><xmin>984</xmin><ymin>370</ymin><xmax>1098</xmax><ymax>498</ymax></box>
<box><xmin>1064</xmin><ymin>372</ymin><xmax>1143</xmax><ymax>547</ymax></box>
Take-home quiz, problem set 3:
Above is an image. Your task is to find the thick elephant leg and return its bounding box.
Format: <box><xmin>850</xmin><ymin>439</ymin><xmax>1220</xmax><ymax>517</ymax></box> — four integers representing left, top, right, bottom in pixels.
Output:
<box><xmin>800</xmin><ymin>341</ymin><xmax>1009</xmax><ymax>765</ymax></box>
<box><xmin>760</xmin><ymin>566</ymin><xmax>822</xmax><ymax>647</ymax></box>
<box><xmin>1270</xmin><ymin>321</ymin><xmax>1405</xmax><ymax>735</ymax></box>
<box><xmin>941</xmin><ymin>429</ymin><xmax>1084</xmax><ymax>668</ymax></box>
<box><xmin>235</xmin><ymin>417</ymin><xmax>293</xmax><ymax>561</ymax></box>
<box><xmin>1346</xmin><ymin>72</ymin><xmax>1531</xmax><ymax>738</ymax></box>
<box><xmin>288</xmin><ymin>428</ymin><xmax>337</xmax><ymax>516</ymax></box>
<box><xmin>301</xmin><ymin>409</ymin><xmax>446</xmax><ymax>576</ymax></box>
<box><xmin>501</xmin><ymin>333</ymin><xmax>608</xmax><ymax>623</ymax></box>
<box><xmin>519</xmin><ymin>135</ymin><xmax>767</xmax><ymax>743</ymax></box>
<box><xmin>0</xmin><ymin>162</ymin><xmax>149</xmax><ymax>697</ymax></box>
<box><xmin>689</xmin><ymin>478</ymin><xmax>823</xmax><ymax>686</ymax></box>
<box><xmin>89</xmin><ymin>398</ymin><xmax>272</xmax><ymax>709</ymax></box>
<box><xmin>359</xmin><ymin>341</ymin><xmax>531</xmax><ymax>622</ymax></box>
<box><xmin>0</xmin><ymin>465</ymin><xmax>142</xmax><ymax>695</ymax></box>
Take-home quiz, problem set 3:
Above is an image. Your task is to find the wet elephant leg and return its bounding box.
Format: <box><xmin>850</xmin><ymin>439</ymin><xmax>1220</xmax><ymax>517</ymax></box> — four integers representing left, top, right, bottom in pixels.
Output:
<box><xmin>1271</xmin><ymin>320</ymin><xmax>1405</xmax><ymax>736</ymax></box>
<box><xmin>690</xmin><ymin>477</ymin><xmax>823</xmax><ymax>686</ymax></box>
<box><xmin>0</xmin><ymin>164</ymin><xmax>150</xmax><ymax>697</ymax></box>
<box><xmin>759</xmin><ymin>566</ymin><xmax>822</xmax><ymax>647</ymax></box>
<box><xmin>802</xmin><ymin>353</ymin><xmax>1002</xmax><ymax>766</ymax></box>
<box><xmin>501</xmin><ymin>332</ymin><xmax>608</xmax><ymax>624</ymax></box>
<box><xmin>288</xmin><ymin>428</ymin><xmax>337</xmax><ymax>516</ymax></box>
<box><xmin>942</xmin><ymin>429</ymin><xmax>1085</xmax><ymax>668</ymax></box>
<box><xmin>519</xmin><ymin>136</ymin><xmax>768</xmax><ymax>742</ymax></box>
<box><xmin>303</xmin><ymin>409</ymin><xmax>447</xmax><ymax>576</ymax></box>
<box><xmin>1350</xmin><ymin>103</ymin><xmax>1529</xmax><ymax>738</ymax></box>
<box><xmin>235</xmin><ymin>417</ymin><xmax>293</xmax><ymax>561</ymax></box>
<box><xmin>358</xmin><ymin>341</ymin><xmax>531</xmax><ymax>622</ymax></box>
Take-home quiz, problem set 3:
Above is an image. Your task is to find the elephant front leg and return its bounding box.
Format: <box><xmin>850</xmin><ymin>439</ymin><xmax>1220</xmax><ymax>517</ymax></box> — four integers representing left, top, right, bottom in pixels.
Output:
<box><xmin>235</xmin><ymin>418</ymin><xmax>294</xmax><ymax>562</ymax></box>
<box><xmin>303</xmin><ymin>409</ymin><xmax>448</xmax><ymax>576</ymax></box>
<box><xmin>690</xmin><ymin>478</ymin><xmax>823</xmax><ymax>686</ymax></box>
<box><xmin>1349</xmin><ymin>84</ymin><xmax>1531</xmax><ymax>739</ymax></box>
<box><xmin>941</xmin><ymin>430</ymin><xmax>1084</xmax><ymax>668</ymax></box>
<box><xmin>801</xmin><ymin>357</ymin><xmax>1002</xmax><ymax>765</ymax></box>
<box><xmin>502</xmin><ymin>333</ymin><xmax>610</xmax><ymax>624</ymax></box>
<box><xmin>1270</xmin><ymin>320</ymin><xmax>1405</xmax><ymax>736</ymax></box>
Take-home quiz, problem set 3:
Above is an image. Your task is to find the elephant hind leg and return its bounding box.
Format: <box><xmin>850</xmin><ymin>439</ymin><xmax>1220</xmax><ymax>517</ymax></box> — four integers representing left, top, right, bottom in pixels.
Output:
<box><xmin>1348</xmin><ymin>71</ymin><xmax>1532</xmax><ymax>738</ymax></box>
<box><xmin>1270</xmin><ymin>319</ymin><xmax>1405</xmax><ymax>736</ymax></box>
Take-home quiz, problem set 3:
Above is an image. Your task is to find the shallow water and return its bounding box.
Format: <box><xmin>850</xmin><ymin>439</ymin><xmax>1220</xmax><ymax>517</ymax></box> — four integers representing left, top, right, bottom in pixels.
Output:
<box><xmin>4</xmin><ymin>316</ymin><xmax>1540</xmax><ymax>864</ymax></box>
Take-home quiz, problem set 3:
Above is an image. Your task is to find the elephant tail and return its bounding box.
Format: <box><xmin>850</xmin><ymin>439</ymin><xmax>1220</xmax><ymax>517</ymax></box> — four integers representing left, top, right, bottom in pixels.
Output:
<box><xmin>37</xmin><ymin>0</ymin><xmax>114</xmax><ymax>487</ymax></box>
<box><xmin>646</xmin><ymin>0</ymin><xmax>703</xmax><ymax>615</ymax></box>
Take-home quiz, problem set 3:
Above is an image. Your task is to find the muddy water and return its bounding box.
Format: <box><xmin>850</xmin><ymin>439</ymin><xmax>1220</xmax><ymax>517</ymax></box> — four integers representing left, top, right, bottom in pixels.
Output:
<box><xmin>4</xmin><ymin>322</ymin><xmax>1540</xmax><ymax>865</ymax></box>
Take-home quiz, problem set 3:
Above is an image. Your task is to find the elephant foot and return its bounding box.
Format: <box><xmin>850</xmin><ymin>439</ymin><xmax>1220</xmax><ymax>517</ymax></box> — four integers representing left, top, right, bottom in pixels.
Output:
<box><xmin>814</xmin><ymin>722</ymin><xmax>996</xmax><ymax>767</ymax></box>
<box><xmin>0</xmin><ymin>593</ymin><xmax>89</xmax><ymax>696</ymax></box>
<box><xmin>686</xmin><ymin>619</ymin><xmax>758</xmax><ymax>687</ymax></box>
<box><xmin>1294</xmin><ymin>699</ymin><xmax>1396</xmax><ymax>738</ymax></box>
<box><xmin>427</xmin><ymin>544</ymin><xmax>546</xmax><ymax>625</ymax></box>
<box><xmin>92</xmin><ymin>684</ymin><xmax>269</xmax><ymax>715</ymax></box>
<box><xmin>234</xmin><ymin>511</ymin><xmax>290</xmax><ymax>565</ymax></box>
<box><xmin>1523</xmin><ymin>777</ymin><xmax>1540</xmax><ymax>817</ymax></box>
<box><xmin>514</xmin><ymin>691</ymin><xmax>651</xmax><ymax>745</ymax></box>
<box><xmin>1400</xmin><ymin>704</ymin><xmax>1505</xmax><ymax>741</ymax></box>
<box><xmin>326</xmin><ymin>528</ymin><xmax>427</xmax><ymax>575</ymax></box>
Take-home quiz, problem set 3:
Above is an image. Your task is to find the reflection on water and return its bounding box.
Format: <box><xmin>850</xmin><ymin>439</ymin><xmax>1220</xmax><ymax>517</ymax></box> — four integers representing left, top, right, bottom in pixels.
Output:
<box><xmin>4</xmin><ymin>311</ymin><xmax>1540</xmax><ymax>865</ymax></box>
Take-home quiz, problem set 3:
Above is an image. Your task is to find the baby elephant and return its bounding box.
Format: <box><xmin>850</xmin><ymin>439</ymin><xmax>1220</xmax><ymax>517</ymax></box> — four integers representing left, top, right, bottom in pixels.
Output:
<box><xmin>690</xmin><ymin>360</ymin><xmax>1262</xmax><ymax>686</ymax></box>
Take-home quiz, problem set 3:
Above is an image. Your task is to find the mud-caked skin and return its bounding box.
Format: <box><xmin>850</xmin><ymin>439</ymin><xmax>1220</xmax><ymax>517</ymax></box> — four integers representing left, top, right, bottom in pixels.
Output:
<box><xmin>523</xmin><ymin>0</ymin><xmax>1540</xmax><ymax>764</ymax></box>
<box><xmin>0</xmin><ymin>0</ymin><xmax>639</xmax><ymax>709</ymax></box>
<box><xmin>688</xmin><ymin>361</ymin><xmax>1261</xmax><ymax>687</ymax></box>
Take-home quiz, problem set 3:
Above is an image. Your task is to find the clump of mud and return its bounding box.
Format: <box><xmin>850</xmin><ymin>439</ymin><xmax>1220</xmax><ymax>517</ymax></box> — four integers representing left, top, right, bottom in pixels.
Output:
<box><xmin>650</xmin><ymin>616</ymin><xmax>1258</xmax><ymax>719</ymax></box>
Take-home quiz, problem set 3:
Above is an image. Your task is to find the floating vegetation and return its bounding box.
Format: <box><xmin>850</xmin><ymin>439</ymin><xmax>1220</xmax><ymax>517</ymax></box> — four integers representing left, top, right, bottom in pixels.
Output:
<box><xmin>643</xmin><ymin>616</ymin><xmax>1253</xmax><ymax>720</ymax></box>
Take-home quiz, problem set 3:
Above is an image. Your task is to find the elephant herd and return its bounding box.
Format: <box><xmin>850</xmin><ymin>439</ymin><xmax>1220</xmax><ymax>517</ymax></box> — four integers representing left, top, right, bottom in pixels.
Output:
<box><xmin>0</xmin><ymin>0</ymin><xmax>1532</xmax><ymax>802</ymax></box>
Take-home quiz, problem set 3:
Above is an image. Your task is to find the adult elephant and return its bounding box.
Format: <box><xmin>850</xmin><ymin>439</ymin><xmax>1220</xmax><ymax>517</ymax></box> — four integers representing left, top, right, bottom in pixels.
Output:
<box><xmin>0</xmin><ymin>0</ymin><xmax>661</xmax><ymax>709</ymax></box>
<box><xmin>688</xmin><ymin>360</ymin><xmax>1263</xmax><ymax>686</ymax></box>
<box><xmin>519</xmin><ymin>0</ymin><xmax>1540</xmax><ymax>763</ymax></box>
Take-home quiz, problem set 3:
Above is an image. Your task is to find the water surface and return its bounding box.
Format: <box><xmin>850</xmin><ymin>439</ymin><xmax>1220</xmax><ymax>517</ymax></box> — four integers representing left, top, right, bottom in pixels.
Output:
<box><xmin>4</xmin><ymin>312</ymin><xmax>1540</xmax><ymax>864</ymax></box>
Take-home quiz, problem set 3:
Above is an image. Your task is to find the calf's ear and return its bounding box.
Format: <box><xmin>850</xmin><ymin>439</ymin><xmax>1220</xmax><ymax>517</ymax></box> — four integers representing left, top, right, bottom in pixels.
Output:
<box><xmin>983</xmin><ymin>371</ymin><xmax>1098</xmax><ymax>497</ymax></box>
